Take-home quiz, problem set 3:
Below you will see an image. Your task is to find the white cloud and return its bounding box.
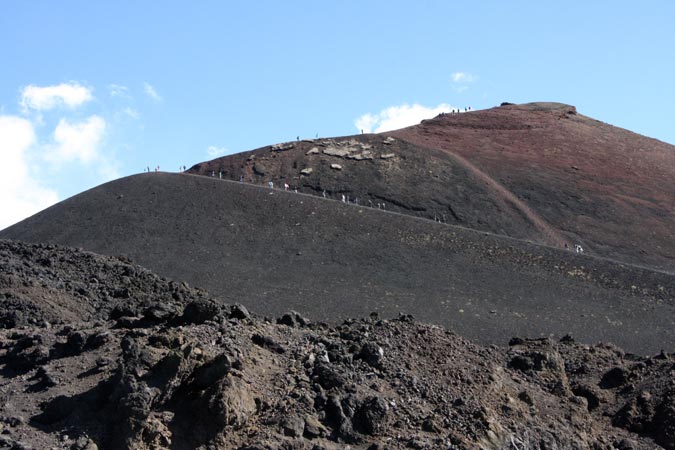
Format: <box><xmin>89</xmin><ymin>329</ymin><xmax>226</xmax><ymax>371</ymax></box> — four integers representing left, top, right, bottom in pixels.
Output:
<box><xmin>450</xmin><ymin>72</ymin><xmax>477</xmax><ymax>93</ymax></box>
<box><xmin>108</xmin><ymin>84</ymin><xmax>130</xmax><ymax>97</ymax></box>
<box><xmin>354</xmin><ymin>103</ymin><xmax>454</xmax><ymax>134</ymax></box>
<box><xmin>124</xmin><ymin>107</ymin><xmax>139</xmax><ymax>119</ymax></box>
<box><xmin>143</xmin><ymin>82</ymin><xmax>162</xmax><ymax>101</ymax></box>
<box><xmin>0</xmin><ymin>115</ymin><xmax>59</xmax><ymax>230</ymax></box>
<box><xmin>20</xmin><ymin>83</ymin><xmax>93</xmax><ymax>111</ymax></box>
<box><xmin>207</xmin><ymin>145</ymin><xmax>228</xmax><ymax>157</ymax></box>
<box><xmin>354</xmin><ymin>114</ymin><xmax>378</xmax><ymax>134</ymax></box>
<box><xmin>47</xmin><ymin>115</ymin><xmax>106</xmax><ymax>164</ymax></box>
<box><xmin>451</xmin><ymin>72</ymin><xmax>475</xmax><ymax>83</ymax></box>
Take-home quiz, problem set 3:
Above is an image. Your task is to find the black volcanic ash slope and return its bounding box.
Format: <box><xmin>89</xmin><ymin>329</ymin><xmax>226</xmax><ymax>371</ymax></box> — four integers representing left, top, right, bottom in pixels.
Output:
<box><xmin>188</xmin><ymin>135</ymin><xmax>544</xmax><ymax>243</ymax></box>
<box><xmin>1</xmin><ymin>173</ymin><xmax>673</xmax><ymax>355</ymax></box>
<box><xmin>1</xmin><ymin>240</ymin><xmax>674</xmax><ymax>450</ymax></box>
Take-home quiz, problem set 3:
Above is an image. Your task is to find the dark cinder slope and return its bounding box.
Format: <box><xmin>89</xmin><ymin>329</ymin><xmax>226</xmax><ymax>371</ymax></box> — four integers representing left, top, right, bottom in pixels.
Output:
<box><xmin>2</xmin><ymin>173</ymin><xmax>673</xmax><ymax>354</ymax></box>
<box><xmin>189</xmin><ymin>102</ymin><xmax>675</xmax><ymax>272</ymax></box>
<box><xmin>188</xmin><ymin>135</ymin><xmax>545</xmax><ymax>244</ymax></box>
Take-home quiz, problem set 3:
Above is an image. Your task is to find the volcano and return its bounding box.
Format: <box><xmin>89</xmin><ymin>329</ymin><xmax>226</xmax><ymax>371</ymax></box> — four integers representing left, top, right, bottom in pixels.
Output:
<box><xmin>186</xmin><ymin>102</ymin><xmax>674</xmax><ymax>273</ymax></box>
<box><xmin>1</xmin><ymin>102</ymin><xmax>673</xmax><ymax>355</ymax></box>
<box><xmin>1</xmin><ymin>102</ymin><xmax>674</xmax><ymax>449</ymax></box>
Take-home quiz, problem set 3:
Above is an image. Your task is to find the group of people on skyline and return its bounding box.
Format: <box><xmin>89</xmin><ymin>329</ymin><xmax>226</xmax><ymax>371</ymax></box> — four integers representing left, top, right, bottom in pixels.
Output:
<box><xmin>146</xmin><ymin>165</ymin><xmax>188</xmax><ymax>173</ymax></box>
<box><xmin>438</xmin><ymin>106</ymin><xmax>472</xmax><ymax>117</ymax></box>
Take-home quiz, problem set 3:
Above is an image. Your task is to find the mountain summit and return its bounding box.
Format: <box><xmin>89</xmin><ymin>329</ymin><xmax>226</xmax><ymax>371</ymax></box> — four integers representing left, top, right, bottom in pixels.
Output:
<box><xmin>188</xmin><ymin>102</ymin><xmax>674</xmax><ymax>272</ymax></box>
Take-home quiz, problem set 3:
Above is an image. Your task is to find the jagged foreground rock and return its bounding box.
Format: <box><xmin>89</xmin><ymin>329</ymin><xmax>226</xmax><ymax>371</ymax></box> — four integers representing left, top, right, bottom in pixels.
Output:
<box><xmin>1</xmin><ymin>241</ymin><xmax>673</xmax><ymax>449</ymax></box>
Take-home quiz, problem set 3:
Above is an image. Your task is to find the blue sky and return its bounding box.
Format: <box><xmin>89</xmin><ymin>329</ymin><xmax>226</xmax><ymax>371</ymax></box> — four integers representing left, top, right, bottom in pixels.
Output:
<box><xmin>1</xmin><ymin>1</ymin><xmax>674</xmax><ymax>229</ymax></box>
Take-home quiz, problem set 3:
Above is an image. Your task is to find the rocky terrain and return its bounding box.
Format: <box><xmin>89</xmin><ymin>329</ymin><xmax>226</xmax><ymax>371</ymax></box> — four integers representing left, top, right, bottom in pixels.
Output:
<box><xmin>1</xmin><ymin>240</ymin><xmax>674</xmax><ymax>449</ymax></box>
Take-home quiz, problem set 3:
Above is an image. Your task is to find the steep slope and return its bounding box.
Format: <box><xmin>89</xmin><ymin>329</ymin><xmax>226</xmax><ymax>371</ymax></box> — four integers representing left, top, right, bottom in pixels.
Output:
<box><xmin>2</xmin><ymin>173</ymin><xmax>673</xmax><ymax>355</ymax></box>
<box><xmin>188</xmin><ymin>103</ymin><xmax>675</xmax><ymax>272</ymax></box>
<box><xmin>187</xmin><ymin>136</ymin><xmax>546</xmax><ymax>245</ymax></box>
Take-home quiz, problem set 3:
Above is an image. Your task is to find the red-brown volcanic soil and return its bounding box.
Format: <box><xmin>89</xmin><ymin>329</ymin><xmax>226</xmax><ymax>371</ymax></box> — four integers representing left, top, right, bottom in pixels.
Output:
<box><xmin>188</xmin><ymin>102</ymin><xmax>674</xmax><ymax>272</ymax></box>
<box><xmin>392</xmin><ymin>102</ymin><xmax>674</xmax><ymax>272</ymax></box>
